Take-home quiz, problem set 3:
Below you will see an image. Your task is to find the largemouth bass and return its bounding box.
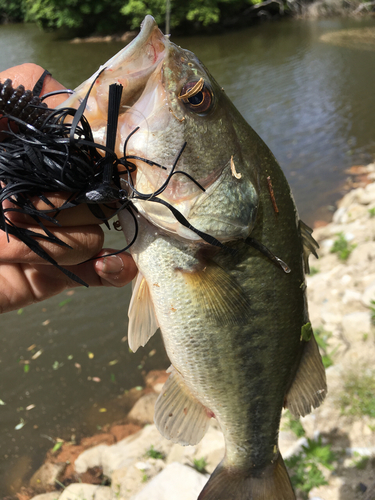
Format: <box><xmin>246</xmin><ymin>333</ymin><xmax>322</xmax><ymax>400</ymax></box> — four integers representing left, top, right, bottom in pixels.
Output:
<box><xmin>64</xmin><ymin>16</ymin><xmax>327</xmax><ymax>500</ymax></box>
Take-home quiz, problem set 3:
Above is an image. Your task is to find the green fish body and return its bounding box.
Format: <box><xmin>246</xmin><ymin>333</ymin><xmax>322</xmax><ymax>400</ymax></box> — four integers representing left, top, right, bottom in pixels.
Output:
<box><xmin>65</xmin><ymin>16</ymin><xmax>327</xmax><ymax>500</ymax></box>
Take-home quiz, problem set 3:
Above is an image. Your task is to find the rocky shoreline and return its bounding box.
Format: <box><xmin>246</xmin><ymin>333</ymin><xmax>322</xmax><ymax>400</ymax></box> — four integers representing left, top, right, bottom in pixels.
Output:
<box><xmin>16</xmin><ymin>164</ymin><xmax>375</xmax><ymax>500</ymax></box>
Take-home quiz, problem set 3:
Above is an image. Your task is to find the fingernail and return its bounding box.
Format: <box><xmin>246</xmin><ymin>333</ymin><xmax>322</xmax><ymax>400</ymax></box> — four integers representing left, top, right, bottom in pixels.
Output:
<box><xmin>98</xmin><ymin>255</ymin><xmax>124</xmax><ymax>274</ymax></box>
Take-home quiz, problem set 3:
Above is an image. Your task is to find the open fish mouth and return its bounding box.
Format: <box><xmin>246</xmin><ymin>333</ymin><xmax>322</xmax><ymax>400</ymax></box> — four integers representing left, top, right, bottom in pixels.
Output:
<box><xmin>63</xmin><ymin>16</ymin><xmax>169</xmax><ymax>155</ymax></box>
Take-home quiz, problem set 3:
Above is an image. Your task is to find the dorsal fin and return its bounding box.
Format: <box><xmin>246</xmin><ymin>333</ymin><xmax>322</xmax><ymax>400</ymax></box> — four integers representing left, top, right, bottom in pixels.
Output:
<box><xmin>299</xmin><ymin>220</ymin><xmax>319</xmax><ymax>274</ymax></box>
<box><xmin>154</xmin><ymin>366</ymin><xmax>211</xmax><ymax>446</ymax></box>
<box><xmin>177</xmin><ymin>261</ymin><xmax>252</xmax><ymax>326</ymax></box>
<box><xmin>284</xmin><ymin>330</ymin><xmax>327</xmax><ymax>418</ymax></box>
<box><xmin>128</xmin><ymin>272</ymin><xmax>159</xmax><ymax>352</ymax></box>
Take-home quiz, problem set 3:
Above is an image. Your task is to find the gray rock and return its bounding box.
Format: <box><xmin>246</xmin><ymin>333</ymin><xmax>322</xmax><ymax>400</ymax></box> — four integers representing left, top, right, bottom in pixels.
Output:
<box><xmin>74</xmin><ymin>444</ymin><xmax>110</xmax><ymax>474</ymax></box>
<box><xmin>131</xmin><ymin>462</ymin><xmax>208</xmax><ymax>500</ymax></box>
<box><xmin>362</xmin><ymin>281</ymin><xmax>375</xmax><ymax>307</ymax></box>
<box><xmin>342</xmin><ymin>311</ymin><xmax>371</xmax><ymax>343</ymax></box>
<box><xmin>59</xmin><ymin>484</ymin><xmax>111</xmax><ymax>500</ymax></box>
<box><xmin>337</xmin><ymin>188</ymin><xmax>365</xmax><ymax>209</ymax></box>
<box><xmin>189</xmin><ymin>425</ymin><xmax>224</xmax><ymax>474</ymax></box>
<box><xmin>111</xmin><ymin>459</ymin><xmax>166</xmax><ymax>499</ymax></box>
<box><xmin>30</xmin><ymin>493</ymin><xmax>61</xmax><ymax>500</ymax></box>
<box><xmin>283</xmin><ymin>437</ymin><xmax>308</xmax><ymax>459</ymax></box>
<box><xmin>30</xmin><ymin>462</ymin><xmax>66</xmax><ymax>489</ymax></box>
<box><xmin>346</xmin><ymin>447</ymin><xmax>375</xmax><ymax>457</ymax></box>
<box><xmin>348</xmin><ymin>241</ymin><xmax>375</xmax><ymax>266</ymax></box>
<box><xmin>128</xmin><ymin>392</ymin><xmax>159</xmax><ymax>425</ymax></box>
<box><xmin>75</xmin><ymin>425</ymin><xmax>174</xmax><ymax>477</ymax></box>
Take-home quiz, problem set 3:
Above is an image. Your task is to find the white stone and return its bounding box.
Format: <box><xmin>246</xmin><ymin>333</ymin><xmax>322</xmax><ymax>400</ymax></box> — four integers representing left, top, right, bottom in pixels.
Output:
<box><xmin>190</xmin><ymin>425</ymin><xmax>225</xmax><ymax>474</ymax></box>
<box><xmin>342</xmin><ymin>289</ymin><xmax>362</xmax><ymax>305</ymax></box>
<box><xmin>340</xmin><ymin>274</ymin><xmax>352</xmax><ymax>285</ymax></box>
<box><xmin>111</xmin><ymin>461</ymin><xmax>165</xmax><ymax>499</ymax></box>
<box><xmin>74</xmin><ymin>444</ymin><xmax>109</xmax><ymax>474</ymax></box>
<box><xmin>342</xmin><ymin>311</ymin><xmax>371</xmax><ymax>343</ymax></box>
<box><xmin>30</xmin><ymin>462</ymin><xmax>66</xmax><ymax>489</ymax></box>
<box><xmin>361</xmin><ymin>281</ymin><xmax>375</xmax><ymax>307</ymax></box>
<box><xmin>321</xmin><ymin>239</ymin><xmax>334</xmax><ymax>250</ymax></box>
<box><xmin>153</xmin><ymin>382</ymin><xmax>164</xmax><ymax>393</ymax></box>
<box><xmin>282</xmin><ymin>437</ymin><xmax>308</xmax><ymax>459</ymax></box>
<box><xmin>278</xmin><ymin>430</ymin><xmax>299</xmax><ymax>456</ymax></box>
<box><xmin>332</xmin><ymin>206</ymin><xmax>347</xmax><ymax>224</ymax></box>
<box><xmin>131</xmin><ymin>462</ymin><xmax>209</xmax><ymax>500</ymax></box>
<box><xmin>59</xmin><ymin>484</ymin><xmax>111</xmax><ymax>500</ymax></box>
<box><xmin>128</xmin><ymin>393</ymin><xmax>158</xmax><ymax>425</ymax></box>
<box><xmin>345</xmin><ymin>446</ymin><xmax>375</xmax><ymax>456</ymax></box>
<box><xmin>135</xmin><ymin>461</ymin><xmax>151</xmax><ymax>470</ymax></box>
<box><xmin>338</xmin><ymin>188</ymin><xmax>364</xmax><ymax>209</ymax></box>
<box><xmin>76</xmin><ymin>425</ymin><xmax>174</xmax><ymax>477</ymax></box>
<box><xmin>30</xmin><ymin>494</ymin><xmax>61</xmax><ymax>500</ymax></box>
<box><xmin>348</xmin><ymin>241</ymin><xmax>375</xmax><ymax>265</ymax></box>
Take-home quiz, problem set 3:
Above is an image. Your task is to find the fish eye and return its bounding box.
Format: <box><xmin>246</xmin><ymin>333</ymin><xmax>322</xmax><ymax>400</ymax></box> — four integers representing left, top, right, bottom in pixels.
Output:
<box><xmin>178</xmin><ymin>78</ymin><xmax>213</xmax><ymax>114</ymax></box>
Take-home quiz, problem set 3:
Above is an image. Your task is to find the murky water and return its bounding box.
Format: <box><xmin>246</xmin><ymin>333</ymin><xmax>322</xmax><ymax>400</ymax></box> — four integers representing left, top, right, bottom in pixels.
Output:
<box><xmin>0</xmin><ymin>17</ymin><xmax>375</xmax><ymax>495</ymax></box>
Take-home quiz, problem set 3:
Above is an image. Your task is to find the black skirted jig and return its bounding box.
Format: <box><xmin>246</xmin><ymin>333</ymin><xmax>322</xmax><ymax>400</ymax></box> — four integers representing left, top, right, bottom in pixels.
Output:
<box><xmin>0</xmin><ymin>70</ymin><xmax>233</xmax><ymax>286</ymax></box>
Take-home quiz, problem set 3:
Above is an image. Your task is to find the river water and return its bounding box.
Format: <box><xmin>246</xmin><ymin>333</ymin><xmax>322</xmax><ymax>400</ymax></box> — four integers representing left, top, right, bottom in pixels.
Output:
<box><xmin>0</xmin><ymin>17</ymin><xmax>375</xmax><ymax>495</ymax></box>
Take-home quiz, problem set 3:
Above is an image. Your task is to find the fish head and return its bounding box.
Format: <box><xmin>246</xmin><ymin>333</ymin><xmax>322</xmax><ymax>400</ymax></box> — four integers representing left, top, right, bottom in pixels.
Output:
<box><xmin>63</xmin><ymin>16</ymin><xmax>259</xmax><ymax>243</ymax></box>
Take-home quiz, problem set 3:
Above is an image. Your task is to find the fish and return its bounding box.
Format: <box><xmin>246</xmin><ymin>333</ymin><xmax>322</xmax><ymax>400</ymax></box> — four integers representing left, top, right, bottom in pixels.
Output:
<box><xmin>62</xmin><ymin>15</ymin><xmax>327</xmax><ymax>500</ymax></box>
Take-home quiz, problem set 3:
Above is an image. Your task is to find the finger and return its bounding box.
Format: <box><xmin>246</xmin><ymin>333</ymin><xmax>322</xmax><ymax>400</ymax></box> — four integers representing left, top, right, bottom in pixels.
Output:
<box><xmin>19</xmin><ymin>251</ymin><xmax>136</xmax><ymax>302</ymax></box>
<box><xmin>27</xmin><ymin>249</ymin><xmax>137</xmax><ymax>291</ymax></box>
<box><xmin>0</xmin><ymin>224</ymin><xmax>104</xmax><ymax>265</ymax></box>
<box><xmin>5</xmin><ymin>192</ymin><xmax>117</xmax><ymax>227</ymax></box>
<box><xmin>93</xmin><ymin>249</ymin><xmax>137</xmax><ymax>287</ymax></box>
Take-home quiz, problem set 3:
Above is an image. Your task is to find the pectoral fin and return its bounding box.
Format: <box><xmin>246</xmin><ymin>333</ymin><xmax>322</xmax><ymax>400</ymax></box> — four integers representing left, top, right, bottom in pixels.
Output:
<box><xmin>177</xmin><ymin>261</ymin><xmax>252</xmax><ymax>326</ymax></box>
<box><xmin>284</xmin><ymin>332</ymin><xmax>327</xmax><ymax>418</ymax></box>
<box><xmin>299</xmin><ymin>220</ymin><xmax>319</xmax><ymax>274</ymax></box>
<box><xmin>128</xmin><ymin>272</ymin><xmax>159</xmax><ymax>352</ymax></box>
<box><xmin>154</xmin><ymin>366</ymin><xmax>211</xmax><ymax>446</ymax></box>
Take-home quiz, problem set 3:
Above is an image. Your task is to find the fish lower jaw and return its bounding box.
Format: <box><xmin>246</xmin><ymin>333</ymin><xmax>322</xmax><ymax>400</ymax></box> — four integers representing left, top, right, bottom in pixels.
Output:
<box><xmin>133</xmin><ymin>200</ymin><xmax>202</xmax><ymax>242</ymax></box>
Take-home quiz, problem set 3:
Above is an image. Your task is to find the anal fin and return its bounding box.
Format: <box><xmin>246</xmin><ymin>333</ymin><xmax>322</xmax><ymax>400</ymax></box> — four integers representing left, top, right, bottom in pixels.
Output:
<box><xmin>284</xmin><ymin>332</ymin><xmax>327</xmax><ymax>418</ymax></box>
<box><xmin>154</xmin><ymin>366</ymin><xmax>211</xmax><ymax>446</ymax></box>
<box><xmin>128</xmin><ymin>272</ymin><xmax>159</xmax><ymax>352</ymax></box>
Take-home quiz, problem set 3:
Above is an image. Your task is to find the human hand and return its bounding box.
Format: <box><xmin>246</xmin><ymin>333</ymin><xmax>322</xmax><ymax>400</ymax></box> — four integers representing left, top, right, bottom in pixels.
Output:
<box><xmin>0</xmin><ymin>64</ymin><xmax>137</xmax><ymax>314</ymax></box>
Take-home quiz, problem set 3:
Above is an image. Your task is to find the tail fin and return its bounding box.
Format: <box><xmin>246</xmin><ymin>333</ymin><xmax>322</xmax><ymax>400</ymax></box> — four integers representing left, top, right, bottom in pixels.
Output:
<box><xmin>198</xmin><ymin>454</ymin><xmax>295</xmax><ymax>500</ymax></box>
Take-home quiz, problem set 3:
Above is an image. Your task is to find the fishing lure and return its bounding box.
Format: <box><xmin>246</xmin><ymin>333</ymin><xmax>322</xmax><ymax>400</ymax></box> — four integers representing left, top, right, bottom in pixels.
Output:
<box><xmin>0</xmin><ymin>71</ymin><xmax>233</xmax><ymax>286</ymax></box>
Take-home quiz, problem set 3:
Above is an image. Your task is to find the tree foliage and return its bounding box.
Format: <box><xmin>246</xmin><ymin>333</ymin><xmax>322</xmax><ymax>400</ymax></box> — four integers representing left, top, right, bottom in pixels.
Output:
<box><xmin>0</xmin><ymin>0</ymin><xmax>26</xmax><ymax>23</ymax></box>
<box><xmin>120</xmin><ymin>0</ymin><xmax>250</xmax><ymax>30</ymax></box>
<box><xmin>24</xmin><ymin>0</ymin><xmax>127</xmax><ymax>34</ymax></box>
<box><xmin>2</xmin><ymin>0</ymin><xmax>269</xmax><ymax>33</ymax></box>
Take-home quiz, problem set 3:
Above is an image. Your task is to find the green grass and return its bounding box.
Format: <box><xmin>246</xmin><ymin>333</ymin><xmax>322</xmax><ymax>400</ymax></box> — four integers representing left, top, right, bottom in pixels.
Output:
<box><xmin>193</xmin><ymin>457</ymin><xmax>208</xmax><ymax>473</ymax></box>
<box><xmin>340</xmin><ymin>370</ymin><xmax>375</xmax><ymax>419</ymax></box>
<box><xmin>145</xmin><ymin>445</ymin><xmax>164</xmax><ymax>460</ymax></box>
<box><xmin>309</xmin><ymin>266</ymin><xmax>320</xmax><ymax>276</ymax></box>
<box><xmin>283</xmin><ymin>410</ymin><xmax>306</xmax><ymax>438</ymax></box>
<box><xmin>330</xmin><ymin>232</ymin><xmax>356</xmax><ymax>261</ymax></box>
<box><xmin>370</xmin><ymin>300</ymin><xmax>375</xmax><ymax>326</ymax></box>
<box><xmin>285</xmin><ymin>437</ymin><xmax>336</xmax><ymax>500</ymax></box>
<box><xmin>368</xmin><ymin>207</ymin><xmax>375</xmax><ymax>218</ymax></box>
<box><xmin>314</xmin><ymin>327</ymin><xmax>336</xmax><ymax>369</ymax></box>
<box><xmin>352</xmin><ymin>453</ymin><xmax>369</xmax><ymax>470</ymax></box>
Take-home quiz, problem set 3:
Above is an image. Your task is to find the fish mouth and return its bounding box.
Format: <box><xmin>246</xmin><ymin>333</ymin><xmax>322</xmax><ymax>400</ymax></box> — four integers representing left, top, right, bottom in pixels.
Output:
<box><xmin>61</xmin><ymin>16</ymin><xmax>168</xmax><ymax>155</ymax></box>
